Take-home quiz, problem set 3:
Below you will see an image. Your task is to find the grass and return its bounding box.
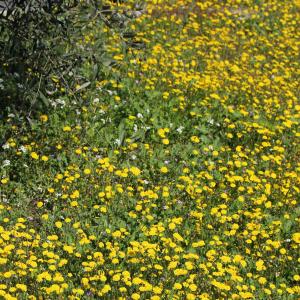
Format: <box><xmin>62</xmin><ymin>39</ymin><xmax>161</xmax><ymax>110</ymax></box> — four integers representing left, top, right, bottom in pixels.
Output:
<box><xmin>0</xmin><ymin>0</ymin><xmax>300</xmax><ymax>299</ymax></box>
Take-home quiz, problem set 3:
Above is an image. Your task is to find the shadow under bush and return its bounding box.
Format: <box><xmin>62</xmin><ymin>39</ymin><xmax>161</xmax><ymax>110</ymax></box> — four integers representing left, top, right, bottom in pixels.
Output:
<box><xmin>0</xmin><ymin>0</ymin><xmax>101</xmax><ymax>112</ymax></box>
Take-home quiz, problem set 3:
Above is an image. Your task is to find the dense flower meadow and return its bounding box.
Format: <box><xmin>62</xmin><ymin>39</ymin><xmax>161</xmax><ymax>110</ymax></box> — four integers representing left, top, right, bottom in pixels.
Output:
<box><xmin>0</xmin><ymin>0</ymin><xmax>300</xmax><ymax>299</ymax></box>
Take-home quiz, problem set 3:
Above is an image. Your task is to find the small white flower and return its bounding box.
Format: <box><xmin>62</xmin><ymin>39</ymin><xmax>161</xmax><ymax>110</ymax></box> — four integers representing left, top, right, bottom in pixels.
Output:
<box><xmin>2</xmin><ymin>197</ymin><xmax>9</xmax><ymax>203</ymax></box>
<box><xmin>19</xmin><ymin>146</ymin><xmax>27</xmax><ymax>153</ymax></box>
<box><xmin>114</xmin><ymin>139</ymin><xmax>121</xmax><ymax>146</ymax></box>
<box><xmin>56</xmin><ymin>99</ymin><xmax>66</xmax><ymax>106</ymax></box>
<box><xmin>2</xmin><ymin>160</ymin><xmax>11</xmax><ymax>167</ymax></box>
<box><xmin>176</xmin><ymin>126</ymin><xmax>184</xmax><ymax>133</ymax></box>
<box><xmin>137</xmin><ymin>113</ymin><xmax>143</xmax><ymax>119</ymax></box>
<box><xmin>2</xmin><ymin>143</ymin><xmax>10</xmax><ymax>150</ymax></box>
<box><xmin>132</xmin><ymin>10</ymin><xmax>143</xmax><ymax>18</ymax></box>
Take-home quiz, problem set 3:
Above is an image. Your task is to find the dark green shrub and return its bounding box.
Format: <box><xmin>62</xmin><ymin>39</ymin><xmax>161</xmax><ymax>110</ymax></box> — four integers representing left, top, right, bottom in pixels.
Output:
<box><xmin>0</xmin><ymin>0</ymin><xmax>100</xmax><ymax>109</ymax></box>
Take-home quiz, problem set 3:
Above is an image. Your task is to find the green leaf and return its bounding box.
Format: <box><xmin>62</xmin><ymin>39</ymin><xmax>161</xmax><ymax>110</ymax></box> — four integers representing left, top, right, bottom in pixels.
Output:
<box><xmin>39</xmin><ymin>91</ymin><xmax>50</xmax><ymax>107</ymax></box>
<box><xmin>75</xmin><ymin>81</ymin><xmax>90</xmax><ymax>92</ymax></box>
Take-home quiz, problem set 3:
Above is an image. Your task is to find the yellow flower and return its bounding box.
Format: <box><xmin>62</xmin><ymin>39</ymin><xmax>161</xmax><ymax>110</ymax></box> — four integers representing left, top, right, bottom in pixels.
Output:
<box><xmin>112</xmin><ymin>274</ymin><xmax>121</xmax><ymax>281</ymax></box>
<box><xmin>41</xmin><ymin>155</ymin><xmax>49</xmax><ymax>161</ymax></box>
<box><xmin>98</xmin><ymin>192</ymin><xmax>105</xmax><ymax>198</ymax></box>
<box><xmin>279</xmin><ymin>248</ymin><xmax>286</xmax><ymax>255</ymax></box>
<box><xmin>174</xmin><ymin>268</ymin><xmax>188</xmax><ymax>276</ymax></box>
<box><xmin>63</xmin><ymin>245</ymin><xmax>74</xmax><ymax>254</ymax></box>
<box><xmin>157</xmin><ymin>128</ymin><xmax>166</xmax><ymax>138</ymax></box>
<box><xmin>174</xmin><ymin>283</ymin><xmax>182</xmax><ymax>290</ymax></box>
<box><xmin>258</xmin><ymin>277</ymin><xmax>267</xmax><ymax>285</ymax></box>
<box><xmin>100</xmin><ymin>206</ymin><xmax>107</xmax><ymax>213</ymax></box>
<box><xmin>132</xmin><ymin>293</ymin><xmax>140</xmax><ymax>300</ymax></box>
<box><xmin>130</xmin><ymin>166</ymin><xmax>141</xmax><ymax>176</ymax></box>
<box><xmin>240</xmin><ymin>292</ymin><xmax>254</xmax><ymax>299</ymax></box>
<box><xmin>3</xmin><ymin>271</ymin><xmax>13</xmax><ymax>278</ymax></box>
<box><xmin>70</xmin><ymin>190</ymin><xmax>80</xmax><ymax>199</ymax></box>
<box><xmin>168</xmin><ymin>222</ymin><xmax>176</xmax><ymax>230</ymax></box>
<box><xmin>84</xmin><ymin>168</ymin><xmax>91</xmax><ymax>175</ymax></box>
<box><xmin>135</xmin><ymin>204</ymin><xmax>142</xmax><ymax>211</ymax></box>
<box><xmin>212</xmin><ymin>150</ymin><xmax>219</xmax><ymax>156</ymax></box>
<box><xmin>192</xmin><ymin>240</ymin><xmax>205</xmax><ymax>248</ymax></box>
<box><xmin>55</xmin><ymin>221</ymin><xmax>63</xmax><ymax>229</ymax></box>
<box><xmin>189</xmin><ymin>284</ymin><xmax>197</xmax><ymax>292</ymax></box>
<box><xmin>63</xmin><ymin>126</ymin><xmax>72</xmax><ymax>132</ymax></box>
<box><xmin>31</xmin><ymin>152</ymin><xmax>39</xmax><ymax>160</ymax></box>
<box><xmin>40</xmin><ymin>114</ymin><xmax>48</xmax><ymax>122</ymax></box>
<box><xmin>168</xmin><ymin>261</ymin><xmax>178</xmax><ymax>269</ymax></box>
<box><xmin>0</xmin><ymin>258</ymin><xmax>8</xmax><ymax>265</ymax></box>
<box><xmin>45</xmin><ymin>284</ymin><xmax>61</xmax><ymax>294</ymax></box>
<box><xmin>173</xmin><ymin>232</ymin><xmax>184</xmax><ymax>242</ymax></box>
<box><xmin>187</xmin><ymin>294</ymin><xmax>196</xmax><ymax>300</ymax></box>
<box><xmin>1</xmin><ymin>178</ymin><xmax>9</xmax><ymax>184</ymax></box>
<box><xmin>160</xmin><ymin>166</ymin><xmax>168</xmax><ymax>173</ymax></box>
<box><xmin>292</xmin><ymin>233</ymin><xmax>300</xmax><ymax>243</ymax></box>
<box><xmin>42</xmin><ymin>214</ymin><xmax>49</xmax><ymax>220</ymax></box>
<box><xmin>190</xmin><ymin>136</ymin><xmax>200</xmax><ymax>143</ymax></box>
<box><xmin>293</xmin><ymin>275</ymin><xmax>300</xmax><ymax>281</ymax></box>
<box><xmin>70</xmin><ymin>201</ymin><xmax>78</xmax><ymax>207</ymax></box>
<box><xmin>211</xmin><ymin>280</ymin><xmax>231</xmax><ymax>291</ymax></box>
<box><xmin>53</xmin><ymin>273</ymin><xmax>64</xmax><ymax>282</ymax></box>
<box><xmin>256</xmin><ymin>259</ymin><xmax>266</xmax><ymax>271</ymax></box>
<box><xmin>81</xmin><ymin>278</ymin><xmax>89</xmax><ymax>286</ymax></box>
<box><xmin>101</xmin><ymin>284</ymin><xmax>111</xmax><ymax>294</ymax></box>
<box><xmin>37</xmin><ymin>271</ymin><xmax>51</xmax><ymax>282</ymax></box>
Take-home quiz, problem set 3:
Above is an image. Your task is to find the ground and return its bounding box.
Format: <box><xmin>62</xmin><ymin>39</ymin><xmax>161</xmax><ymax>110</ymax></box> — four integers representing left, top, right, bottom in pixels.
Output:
<box><xmin>0</xmin><ymin>0</ymin><xmax>300</xmax><ymax>299</ymax></box>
